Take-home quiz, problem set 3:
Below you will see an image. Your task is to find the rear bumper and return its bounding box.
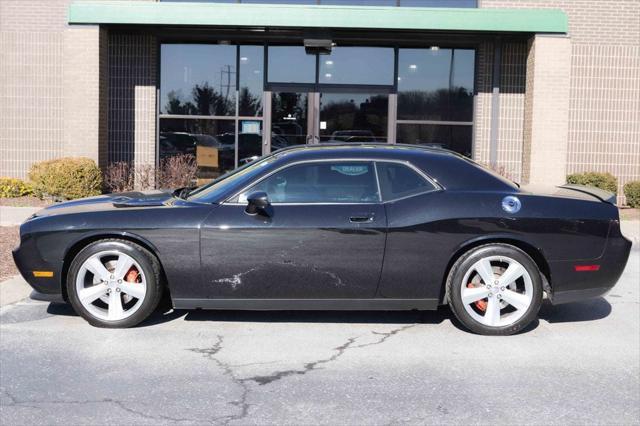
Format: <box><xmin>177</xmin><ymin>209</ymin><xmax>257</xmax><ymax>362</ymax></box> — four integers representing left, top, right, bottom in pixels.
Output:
<box><xmin>549</xmin><ymin>224</ymin><xmax>632</xmax><ymax>305</ymax></box>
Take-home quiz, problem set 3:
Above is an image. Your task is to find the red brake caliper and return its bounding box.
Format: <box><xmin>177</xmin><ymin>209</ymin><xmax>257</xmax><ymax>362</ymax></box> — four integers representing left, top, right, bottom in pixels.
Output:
<box><xmin>467</xmin><ymin>283</ymin><xmax>488</xmax><ymax>312</ymax></box>
<box><xmin>125</xmin><ymin>267</ymin><xmax>140</xmax><ymax>283</ymax></box>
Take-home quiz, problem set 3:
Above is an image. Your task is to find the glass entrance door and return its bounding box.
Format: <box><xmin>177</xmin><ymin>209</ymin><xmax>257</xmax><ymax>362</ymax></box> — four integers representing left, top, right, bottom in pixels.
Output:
<box><xmin>318</xmin><ymin>92</ymin><xmax>389</xmax><ymax>143</ymax></box>
<box><xmin>270</xmin><ymin>90</ymin><xmax>390</xmax><ymax>150</ymax></box>
<box><xmin>271</xmin><ymin>91</ymin><xmax>319</xmax><ymax>150</ymax></box>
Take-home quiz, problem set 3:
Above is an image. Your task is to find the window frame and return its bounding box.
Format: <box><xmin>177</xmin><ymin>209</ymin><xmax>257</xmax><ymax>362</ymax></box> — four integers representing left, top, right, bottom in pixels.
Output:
<box><xmin>224</xmin><ymin>158</ymin><xmax>441</xmax><ymax>205</ymax></box>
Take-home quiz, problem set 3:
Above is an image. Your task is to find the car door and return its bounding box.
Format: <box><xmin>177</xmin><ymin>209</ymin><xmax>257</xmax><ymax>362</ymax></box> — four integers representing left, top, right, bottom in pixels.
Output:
<box><xmin>199</xmin><ymin>160</ymin><xmax>386</xmax><ymax>299</ymax></box>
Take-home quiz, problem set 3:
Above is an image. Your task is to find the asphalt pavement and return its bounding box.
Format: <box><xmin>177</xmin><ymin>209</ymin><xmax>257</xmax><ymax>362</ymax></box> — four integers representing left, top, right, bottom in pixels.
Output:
<box><xmin>1</xmin><ymin>246</ymin><xmax>638</xmax><ymax>425</ymax></box>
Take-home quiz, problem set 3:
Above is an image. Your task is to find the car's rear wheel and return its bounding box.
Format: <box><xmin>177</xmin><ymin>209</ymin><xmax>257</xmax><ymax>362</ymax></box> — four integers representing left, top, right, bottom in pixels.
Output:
<box><xmin>447</xmin><ymin>244</ymin><xmax>543</xmax><ymax>335</ymax></box>
<box><xmin>67</xmin><ymin>239</ymin><xmax>163</xmax><ymax>328</ymax></box>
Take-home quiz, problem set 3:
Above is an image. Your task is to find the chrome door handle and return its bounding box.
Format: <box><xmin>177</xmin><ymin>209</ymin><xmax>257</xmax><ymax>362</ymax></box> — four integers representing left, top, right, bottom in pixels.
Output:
<box><xmin>349</xmin><ymin>215</ymin><xmax>374</xmax><ymax>223</ymax></box>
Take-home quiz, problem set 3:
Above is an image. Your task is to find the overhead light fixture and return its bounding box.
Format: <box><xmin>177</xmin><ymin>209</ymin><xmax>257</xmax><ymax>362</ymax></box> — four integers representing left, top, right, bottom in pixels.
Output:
<box><xmin>304</xmin><ymin>38</ymin><xmax>333</xmax><ymax>55</ymax></box>
<box><xmin>409</xmin><ymin>64</ymin><xmax>418</xmax><ymax>70</ymax></box>
<box><xmin>324</xmin><ymin>73</ymin><xmax>332</xmax><ymax>79</ymax></box>
<box><xmin>325</xmin><ymin>60</ymin><xmax>334</xmax><ymax>66</ymax></box>
<box><xmin>430</xmin><ymin>46</ymin><xmax>440</xmax><ymax>51</ymax></box>
<box><xmin>240</xmin><ymin>57</ymin><xmax>248</xmax><ymax>62</ymax></box>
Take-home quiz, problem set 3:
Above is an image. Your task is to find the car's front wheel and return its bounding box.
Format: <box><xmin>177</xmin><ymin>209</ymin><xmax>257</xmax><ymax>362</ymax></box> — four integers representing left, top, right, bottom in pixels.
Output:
<box><xmin>447</xmin><ymin>244</ymin><xmax>543</xmax><ymax>335</ymax></box>
<box><xmin>67</xmin><ymin>239</ymin><xmax>163</xmax><ymax>328</ymax></box>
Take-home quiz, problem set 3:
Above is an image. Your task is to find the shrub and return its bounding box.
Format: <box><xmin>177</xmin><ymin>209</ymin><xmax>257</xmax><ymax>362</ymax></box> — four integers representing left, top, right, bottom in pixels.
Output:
<box><xmin>103</xmin><ymin>155</ymin><xmax>195</xmax><ymax>193</ymax></box>
<box><xmin>624</xmin><ymin>181</ymin><xmax>640</xmax><ymax>208</ymax></box>
<box><xmin>0</xmin><ymin>177</ymin><xmax>34</xmax><ymax>198</ymax></box>
<box><xmin>104</xmin><ymin>162</ymin><xmax>135</xmax><ymax>193</ymax></box>
<box><xmin>158</xmin><ymin>154</ymin><xmax>197</xmax><ymax>189</ymax></box>
<box><xmin>566</xmin><ymin>172</ymin><xmax>617</xmax><ymax>194</ymax></box>
<box><xmin>29</xmin><ymin>157</ymin><xmax>102</xmax><ymax>200</ymax></box>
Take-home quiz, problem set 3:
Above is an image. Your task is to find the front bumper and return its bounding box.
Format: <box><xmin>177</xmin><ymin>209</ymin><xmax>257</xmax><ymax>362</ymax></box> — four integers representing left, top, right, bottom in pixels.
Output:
<box><xmin>12</xmin><ymin>233</ymin><xmax>65</xmax><ymax>300</ymax></box>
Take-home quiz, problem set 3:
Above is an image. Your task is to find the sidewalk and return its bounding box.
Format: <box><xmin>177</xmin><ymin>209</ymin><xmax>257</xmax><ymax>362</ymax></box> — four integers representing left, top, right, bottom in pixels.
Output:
<box><xmin>0</xmin><ymin>275</ymin><xmax>31</xmax><ymax>307</ymax></box>
<box><xmin>0</xmin><ymin>206</ymin><xmax>40</xmax><ymax>226</ymax></box>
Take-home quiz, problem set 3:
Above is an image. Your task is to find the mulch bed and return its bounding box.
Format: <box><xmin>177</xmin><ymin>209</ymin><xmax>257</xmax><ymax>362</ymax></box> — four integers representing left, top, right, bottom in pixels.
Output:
<box><xmin>0</xmin><ymin>226</ymin><xmax>19</xmax><ymax>282</ymax></box>
<box><xmin>0</xmin><ymin>197</ymin><xmax>52</xmax><ymax>208</ymax></box>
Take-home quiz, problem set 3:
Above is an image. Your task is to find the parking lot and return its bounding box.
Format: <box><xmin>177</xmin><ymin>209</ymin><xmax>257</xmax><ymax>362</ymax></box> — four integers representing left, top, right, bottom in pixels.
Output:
<box><xmin>1</xmin><ymin>243</ymin><xmax>638</xmax><ymax>425</ymax></box>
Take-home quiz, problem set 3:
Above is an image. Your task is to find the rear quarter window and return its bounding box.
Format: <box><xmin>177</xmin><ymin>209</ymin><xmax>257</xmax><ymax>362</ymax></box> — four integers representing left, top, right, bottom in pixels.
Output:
<box><xmin>376</xmin><ymin>162</ymin><xmax>437</xmax><ymax>201</ymax></box>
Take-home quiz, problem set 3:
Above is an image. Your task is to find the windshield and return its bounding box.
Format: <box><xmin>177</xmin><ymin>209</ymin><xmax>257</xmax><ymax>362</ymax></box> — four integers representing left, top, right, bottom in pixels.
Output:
<box><xmin>187</xmin><ymin>154</ymin><xmax>277</xmax><ymax>203</ymax></box>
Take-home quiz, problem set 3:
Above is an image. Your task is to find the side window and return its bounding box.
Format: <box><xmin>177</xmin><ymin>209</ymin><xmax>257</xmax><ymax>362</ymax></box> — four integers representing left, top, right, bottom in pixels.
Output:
<box><xmin>239</xmin><ymin>162</ymin><xmax>380</xmax><ymax>204</ymax></box>
<box><xmin>376</xmin><ymin>162</ymin><xmax>436</xmax><ymax>201</ymax></box>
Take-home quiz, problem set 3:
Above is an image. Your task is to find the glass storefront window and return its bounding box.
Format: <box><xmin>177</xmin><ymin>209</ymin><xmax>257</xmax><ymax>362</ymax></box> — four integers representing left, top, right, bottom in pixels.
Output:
<box><xmin>397</xmin><ymin>48</ymin><xmax>474</xmax><ymax>122</ymax></box>
<box><xmin>160</xmin><ymin>44</ymin><xmax>237</xmax><ymax>116</ymax></box>
<box><xmin>319</xmin><ymin>92</ymin><xmax>388</xmax><ymax>142</ymax></box>
<box><xmin>272</xmin><ymin>92</ymin><xmax>309</xmax><ymax>148</ymax></box>
<box><xmin>321</xmin><ymin>1</ymin><xmax>396</xmax><ymax>5</ymax></box>
<box><xmin>267</xmin><ymin>46</ymin><xmax>316</xmax><ymax>84</ymax></box>
<box><xmin>396</xmin><ymin>124</ymin><xmax>472</xmax><ymax>157</ymax></box>
<box><xmin>319</xmin><ymin>47</ymin><xmax>395</xmax><ymax>85</ymax></box>
<box><xmin>400</xmin><ymin>0</ymin><xmax>477</xmax><ymax>6</ymax></box>
<box><xmin>239</xmin><ymin>45</ymin><xmax>264</xmax><ymax>116</ymax></box>
<box><xmin>159</xmin><ymin>118</ymin><xmax>236</xmax><ymax>179</ymax></box>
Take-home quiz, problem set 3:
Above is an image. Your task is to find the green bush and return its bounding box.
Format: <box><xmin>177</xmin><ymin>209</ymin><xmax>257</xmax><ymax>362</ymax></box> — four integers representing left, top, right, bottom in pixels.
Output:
<box><xmin>28</xmin><ymin>157</ymin><xmax>103</xmax><ymax>200</ymax></box>
<box><xmin>0</xmin><ymin>177</ymin><xmax>34</xmax><ymax>198</ymax></box>
<box><xmin>624</xmin><ymin>181</ymin><xmax>640</xmax><ymax>208</ymax></box>
<box><xmin>566</xmin><ymin>172</ymin><xmax>618</xmax><ymax>194</ymax></box>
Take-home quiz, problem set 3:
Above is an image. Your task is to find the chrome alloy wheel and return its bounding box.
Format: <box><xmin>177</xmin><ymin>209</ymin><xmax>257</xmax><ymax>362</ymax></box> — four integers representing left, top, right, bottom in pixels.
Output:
<box><xmin>75</xmin><ymin>250</ymin><xmax>147</xmax><ymax>322</ymax></box>
<box><xmin>460</xmin><ymin>256</ymin><xmax>533</xmax><ymax>328</ymax></box>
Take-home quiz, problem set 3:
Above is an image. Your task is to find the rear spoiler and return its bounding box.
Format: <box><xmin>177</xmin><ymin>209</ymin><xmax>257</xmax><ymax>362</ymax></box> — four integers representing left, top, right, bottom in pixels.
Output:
<box><xmin>560</xmin><ymin>184</ymin><xmax>617</xmax><ymax>205</ymax></box>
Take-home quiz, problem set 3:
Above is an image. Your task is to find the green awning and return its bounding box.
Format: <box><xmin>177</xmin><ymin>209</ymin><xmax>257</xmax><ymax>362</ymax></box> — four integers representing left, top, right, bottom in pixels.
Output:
<box><xmin>68</xmin><ymin>1</ymin><xmax>568</xmax><ymax>34</ymax></box>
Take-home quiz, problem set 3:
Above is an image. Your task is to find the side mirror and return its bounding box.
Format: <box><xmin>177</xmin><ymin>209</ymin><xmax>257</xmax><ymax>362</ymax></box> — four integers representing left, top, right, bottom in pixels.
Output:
<box><xmin>245</xmin><ymin>191</ymin><xmax>270</xmax><ymax>215</ymax></box>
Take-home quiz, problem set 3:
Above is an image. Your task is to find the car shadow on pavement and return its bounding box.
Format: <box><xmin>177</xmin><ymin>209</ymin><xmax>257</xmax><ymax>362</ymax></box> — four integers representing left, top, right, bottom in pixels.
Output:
<box><xmin>538</xmin><ymin>297</ymin><xmax>612</xmax><ymax>323</ymax></box>
<box><xmin>43</xmin><ymin>297</ymin><xmax>612</xmax><ymax>330</ymax></box>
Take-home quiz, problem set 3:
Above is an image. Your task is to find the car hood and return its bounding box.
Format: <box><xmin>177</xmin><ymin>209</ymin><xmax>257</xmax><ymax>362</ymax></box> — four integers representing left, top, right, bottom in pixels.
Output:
<box><xmin>33</xmin><ymin>190</ymin><xmax>176</xmax><ymax>218</ymax></box>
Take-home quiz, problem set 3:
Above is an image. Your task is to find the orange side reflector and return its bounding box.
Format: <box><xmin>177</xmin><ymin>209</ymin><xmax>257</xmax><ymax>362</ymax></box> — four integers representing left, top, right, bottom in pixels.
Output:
<box><xmin>32</xmin><ymin>271</ymin><xmax>54</xmax><ymax>278</ymax></box>
<box><xmin>574</xmin><ymin>265</ymin><xmax>600</xmax><ymax>272</ymax></box>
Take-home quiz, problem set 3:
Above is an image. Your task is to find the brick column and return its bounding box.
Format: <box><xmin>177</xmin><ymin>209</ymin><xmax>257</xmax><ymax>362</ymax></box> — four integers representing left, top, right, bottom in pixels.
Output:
<box><xmin>63</xmin><ymin>25</ymin><xmax>108</xmax><ymax>169</ymax></box>
<box><xmin>521</xmin><ymin>35</ymin><xmax>571</xmax><ymax>186</ymax></box>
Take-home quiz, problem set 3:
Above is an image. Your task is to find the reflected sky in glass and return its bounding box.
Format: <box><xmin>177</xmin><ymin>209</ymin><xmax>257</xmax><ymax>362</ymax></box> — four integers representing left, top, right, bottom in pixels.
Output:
<box><xmin>160</xmin><ymin>44</ymin><xmax>237</xmax><ymax>115</ymax></box>
<box><xmin>239</xmin><ymin>45</ymin><xmax>264</xmax><ymax>116</ymax></box>
<box><xmin>320</xmin><ymin>47</ymin><xmax>394</xmax><ymax>85</ymax></box>
<box><xmin>268</xmin><ymin>46</ymin><xmax>316</xmax><ymax>83</ymax></box>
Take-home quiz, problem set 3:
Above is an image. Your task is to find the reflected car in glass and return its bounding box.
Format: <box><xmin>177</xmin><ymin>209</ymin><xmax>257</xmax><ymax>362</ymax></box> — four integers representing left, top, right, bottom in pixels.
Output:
<box><xmin>13</xmin><ymin>144</ymin><xmax>632</xmax><ymax>335</ymax></box>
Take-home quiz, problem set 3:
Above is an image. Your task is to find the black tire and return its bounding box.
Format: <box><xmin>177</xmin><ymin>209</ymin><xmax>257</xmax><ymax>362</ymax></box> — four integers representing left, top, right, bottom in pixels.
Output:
<box><xmin>446</xmin><ymin>243</ymin><xmax>543</xmax><ymax>336</ymax></box>
<box><xmin>67</xmin><ymin>239</ymin><xmax>163</xmax><ymax>328</ymax></box>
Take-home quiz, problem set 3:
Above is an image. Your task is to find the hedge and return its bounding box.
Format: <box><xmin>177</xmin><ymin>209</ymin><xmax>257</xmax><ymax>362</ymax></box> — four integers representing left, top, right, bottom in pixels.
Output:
<box><xmin>624</xmin><ymin>181</ymin><xmax>640</xmax><ymax>208</ymax></box>
<box><xmin>0</xmin><ymin>177</ymin><xmax>34</xmax><ymax>198</ymax></box>
<box><xmin>566</xmin><ymin>172</ymin><xmax>618</xmax><ymax>194</ymax></box>
<box><xmin>29</xmin><ymin>157</ymin><xmax>102</xmax><ymax>200</ymax></box>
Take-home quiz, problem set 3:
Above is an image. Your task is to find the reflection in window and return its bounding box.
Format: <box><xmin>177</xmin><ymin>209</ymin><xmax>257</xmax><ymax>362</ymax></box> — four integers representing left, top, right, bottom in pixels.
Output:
<box><xmin>320</xmin><ymin>93</ymin><xmax>388</xmax><ymax>142</ymax></box>
<box><xmin>241</xmin><ymin>162</ymin><xmax>379</xmax><ymax>203</ymax></box>
<box><xmin>376</xmin><ymin>162</ymin><xmax>436</xmax><ymax>201</ymax></box>
<box><xmin>397</xmin><ymin>48</ymin><xmax>474</xmax><ymax>122</ymax></box>
<box><xmin>238</xmin><ymin>120</ymin><xmax>264</xmax><ymax>165</ymax></box>
<box><xmin>321</xmin><ymin>0</ymin><xmax>396</xmax><ymax>5</ymax></box>
<box><xmin>160</xmin><ymin>44</ymin><xmax>237</xmax><ymax>116</ymax></box>
<box><xmin>400</xmin><ymin>0</ymin><xmax>477</xmax><ymax>6</ymax></box>
<box><xmin>396</xmin><ymin>124</ymin><xmax>472</xmax><ymax>157</ymax></box>
<box><xmin>268</xmin><ymin>46</ymin><xmax>316</xmax><ymax>84</ymax></box>
<box><xmin>319</xmin><ymin>47</ymin><xmax>395</xmax><ymax>85</ymax></box>
<box><xmin>272</xmin><ymin>92</ymin><xmax>309</xmax><ymax>148</ymax></box>
<box><xmin>239</xmin><ymin>45</ymin><xmax>264</xmax><ymax>116</ymax></box>
<box><xmin>159</xmin><ymin>118</ymin><xmax>236</xmax><ymax>179</ymax></box>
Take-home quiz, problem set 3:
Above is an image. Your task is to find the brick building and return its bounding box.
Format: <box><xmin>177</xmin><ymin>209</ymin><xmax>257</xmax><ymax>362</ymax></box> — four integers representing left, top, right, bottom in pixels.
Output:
<box><xmin>1</xmin><ymin>0</ymin><xmax>638</xmax><ymax>202</ymax></box>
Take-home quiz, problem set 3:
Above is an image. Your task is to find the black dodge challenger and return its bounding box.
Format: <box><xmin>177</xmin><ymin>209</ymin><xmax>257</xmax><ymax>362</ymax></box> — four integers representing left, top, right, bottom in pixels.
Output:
<box><xmin>13</xmin><ymin>144</ymin><xmax>632</xmax><ymax>335</ymax></box>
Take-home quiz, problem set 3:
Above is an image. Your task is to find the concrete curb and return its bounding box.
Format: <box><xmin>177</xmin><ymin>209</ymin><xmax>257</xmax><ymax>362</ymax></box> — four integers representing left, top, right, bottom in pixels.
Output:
<box><xmin>0</xmin><ymin>275</ymin><xmax>31</xmax><ymax>307</ymax></box>
<box><xmin>0</xmin><ymin>206</ymin><xmax>40</xmax><ymax>226</ymax></box>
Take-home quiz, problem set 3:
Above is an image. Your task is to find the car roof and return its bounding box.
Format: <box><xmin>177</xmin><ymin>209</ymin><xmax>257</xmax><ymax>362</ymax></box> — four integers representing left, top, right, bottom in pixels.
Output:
<box><xmin>272</xmin><ymin>142</ymin><xmax>460</xmax><ymax>160</ymax></box>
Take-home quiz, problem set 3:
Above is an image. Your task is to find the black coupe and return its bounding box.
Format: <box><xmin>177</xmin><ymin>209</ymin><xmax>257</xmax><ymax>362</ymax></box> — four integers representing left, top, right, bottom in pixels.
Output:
<box><xmin>13</xmin><ymin>144</ymin><xmax>632</xmax><ymax>335</ymax></box>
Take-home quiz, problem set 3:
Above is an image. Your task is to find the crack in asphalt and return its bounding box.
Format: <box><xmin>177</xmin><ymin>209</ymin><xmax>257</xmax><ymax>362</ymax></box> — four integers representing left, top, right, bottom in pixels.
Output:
<box><xmin>185</xmin><ymin>325</ymin><xmax>415</xmax><ymax>424</ymax></box>
<box><xmin>1</xmin><ymin>390</ymin><xmax>198</xmax><ymax>424</ymax></box>
<box><xmin>187</xmin><ymin>335</ymin><xmax>251</xmax><ymax>426</ymax></box>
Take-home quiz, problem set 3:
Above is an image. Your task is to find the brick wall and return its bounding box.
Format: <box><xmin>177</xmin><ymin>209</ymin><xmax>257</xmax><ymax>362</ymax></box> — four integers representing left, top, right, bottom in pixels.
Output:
<box><xmin>108</xmin><ymin>33</ymin><xmax>157</xmax><ymax>170</ymax></box>
<box><xmin>482</xmin><ymin>0</ymin><xmax>640</xmax><ymax>203</ymax></box>
<box><xmin>0</xmin><ymin>0</ymin><xmax>69</xmax><ymax>178</ymax></box>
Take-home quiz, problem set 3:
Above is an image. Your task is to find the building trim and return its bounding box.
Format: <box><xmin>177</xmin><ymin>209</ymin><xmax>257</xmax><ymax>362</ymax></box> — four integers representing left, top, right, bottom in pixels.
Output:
<box><xmin>68</xmin><ymin>2</ymin><xmax>568</xmax><ymax>34</ymax></box>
